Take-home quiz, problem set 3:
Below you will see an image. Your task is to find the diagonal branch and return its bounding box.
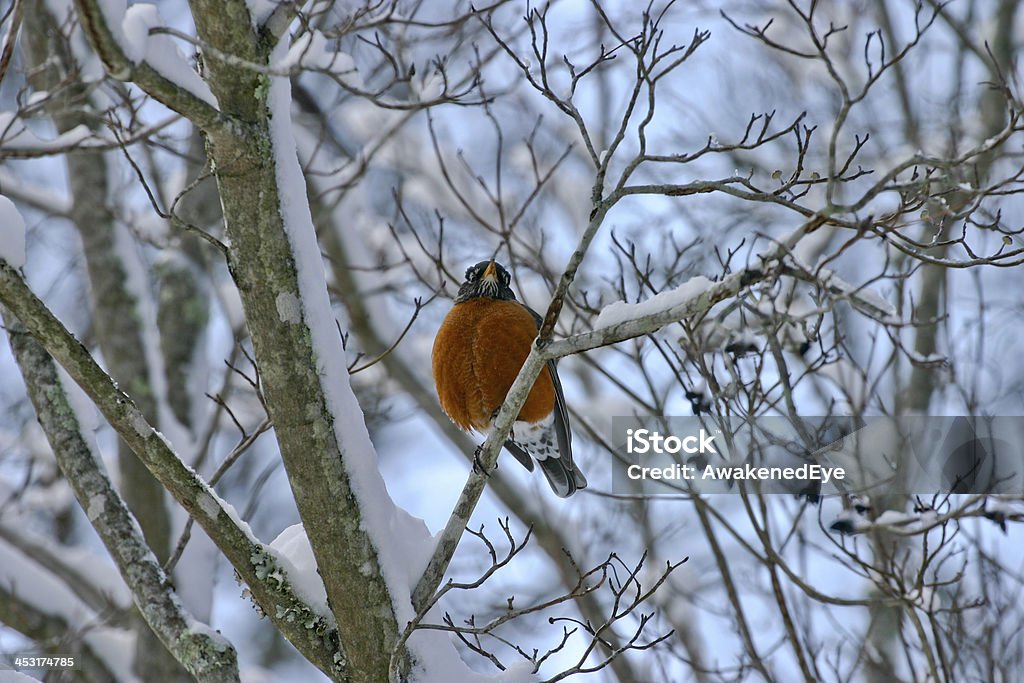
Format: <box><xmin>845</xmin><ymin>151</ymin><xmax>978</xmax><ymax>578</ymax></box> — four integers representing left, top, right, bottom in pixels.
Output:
<box><xmin>72</xmin><ymin>0</ymin><xmax>230</xmax><ymax>134</ymax></box>
<box><xmin>3</xmin><ymin>312</ymin><xmax>240</xmax><ymax>682</ymax></box>
<box><xmin>0</xmin><ymin>262</ymin><xmax>344</xmax><ymax>679</ymax></box>
<box><xmin>412</xmin><ymin>214</ymin><xmax>822</xmax><ymax>612</ymax></box>
<box><xmin>410</xmin><ymin>194</ymin><xmax>611</xmax><ymax>611</ymax></box>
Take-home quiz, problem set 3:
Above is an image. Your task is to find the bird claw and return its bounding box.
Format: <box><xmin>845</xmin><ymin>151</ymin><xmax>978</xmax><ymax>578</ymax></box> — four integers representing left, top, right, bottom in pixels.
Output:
<box><xmin>473</xmin><ymin>445</ymin><xmax>493</xmax><ymax>476</ymax></box>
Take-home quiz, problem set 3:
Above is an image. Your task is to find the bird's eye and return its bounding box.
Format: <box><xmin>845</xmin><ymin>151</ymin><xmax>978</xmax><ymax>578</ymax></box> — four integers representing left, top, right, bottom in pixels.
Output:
<box><xmin>465</xmin><ymin>267</ymin><xmax>476</xmax><ymax>281</ymax></box>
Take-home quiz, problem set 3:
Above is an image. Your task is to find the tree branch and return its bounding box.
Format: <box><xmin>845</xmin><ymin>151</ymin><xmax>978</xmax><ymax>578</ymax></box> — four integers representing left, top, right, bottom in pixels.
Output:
<box><xmin>412</xmin><ymin>214</ymin><xmax>821</xmax><ymax>611</ymax></box>
<box><xmin>71</xmin><ymin>0</ymin><xmax>229</xmax><ymax>133</ymax></box>
<box><xmin>3</xmin><ymin>312</ymin><xmax>240</xmax><ymax>682</ymax></box>
<box><xmin>0</xmin><ymin>263</ymin><xmax>345</xmax><ymax>679</ymax></box>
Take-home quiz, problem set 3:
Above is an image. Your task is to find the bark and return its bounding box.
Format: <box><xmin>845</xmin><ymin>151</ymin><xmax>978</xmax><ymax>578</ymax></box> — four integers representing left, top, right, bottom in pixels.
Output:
<box><xmin>4</xmin><ymin>312</ymin><xmax>241</xmax><ymax>682</ymax></box>
<box><xmin>156</xmin><ymin>255</ymin><xmax>208</xmax><ymax>432</ymax></box>
<box><xmin>71</xmin><ymin>0</ymin><xmax>407</xmax><ymax>677</ymax></box>
<box><xmin>0</xmin><ymin>262</ymin><xmax>343</xmax><ymax>678</ymax></box>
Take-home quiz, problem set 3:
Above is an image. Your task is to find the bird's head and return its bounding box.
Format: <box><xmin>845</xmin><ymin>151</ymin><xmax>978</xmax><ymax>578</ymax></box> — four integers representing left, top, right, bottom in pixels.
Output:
<box><xmin>455</xmin><ymin>260</ymin><xmax>516</xmax><ymax>303</ymax></box>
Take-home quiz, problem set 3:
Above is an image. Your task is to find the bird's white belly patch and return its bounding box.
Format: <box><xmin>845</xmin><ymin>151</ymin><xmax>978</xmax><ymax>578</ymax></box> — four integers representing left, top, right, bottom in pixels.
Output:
<box><xmin>509</xmin><ymin>413</ymin><xmax>556</xmax><ymax>461</ymax></box>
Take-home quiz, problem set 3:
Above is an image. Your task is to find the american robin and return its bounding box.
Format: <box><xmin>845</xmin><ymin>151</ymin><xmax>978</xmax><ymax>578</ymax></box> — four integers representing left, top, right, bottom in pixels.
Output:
<box><xmin>432</xmin><ymin>260</ymin><xmax>588</xmax><ymax>497</ymax></box>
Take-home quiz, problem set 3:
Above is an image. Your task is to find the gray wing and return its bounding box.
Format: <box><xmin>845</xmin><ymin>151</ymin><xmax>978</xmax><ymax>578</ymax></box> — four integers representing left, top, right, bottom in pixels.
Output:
<box><xmin>505</xmin><ymin>304</ymin><xmax>587</xmax><ymax>497</ymax></box>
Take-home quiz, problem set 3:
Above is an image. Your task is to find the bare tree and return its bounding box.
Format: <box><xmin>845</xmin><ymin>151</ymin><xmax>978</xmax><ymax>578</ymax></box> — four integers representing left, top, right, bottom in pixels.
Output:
<box><xmin>0</xmin><ymin>1</ymin><xmax>1022</xmax><ymax>681</ymax></box>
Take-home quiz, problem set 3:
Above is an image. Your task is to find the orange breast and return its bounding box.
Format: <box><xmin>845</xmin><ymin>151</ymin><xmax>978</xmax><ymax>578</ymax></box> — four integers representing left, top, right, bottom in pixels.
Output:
<box><xmin>432</xmin><ymin>298</ymin><xmax>555</xmax><ymax>431</ymax></box>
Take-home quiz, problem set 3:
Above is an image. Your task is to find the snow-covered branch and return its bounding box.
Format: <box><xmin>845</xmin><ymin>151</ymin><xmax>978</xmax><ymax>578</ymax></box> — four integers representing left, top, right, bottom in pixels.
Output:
<box><xmin>413</xmin><ymin>215</ymin><xmax>820</xmax><ymax>612</ymax></box>
<box><xmin>4</xmin><ymin>313</ymin><xmax>240</xmax><ymax>682</ymax></box>
<box><xmin>72</xmin><ymin>0</ymin><xmax>227</xmax><ymax>132</ymax></box>
<box><xmin>0</xmin><ymin>113</ymin><xmax>181</xmax><ymax>160</ymax></box>
<box><xmin>0</xmin><ymin>262</ymin><xmax>343</xmax><ymax>677</ymax></box>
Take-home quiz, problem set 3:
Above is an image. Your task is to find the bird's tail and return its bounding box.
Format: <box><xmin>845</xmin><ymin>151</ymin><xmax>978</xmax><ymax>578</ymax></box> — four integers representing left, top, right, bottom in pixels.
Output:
<box><xmin>537</xmin><ymin>455</ymin><xmax>588</xmax><ymax>498</ymax></box>
<box><xmin>505</xmin><ymin>440</ymin><xmax>587</xmax><ymax>497</ymax></box>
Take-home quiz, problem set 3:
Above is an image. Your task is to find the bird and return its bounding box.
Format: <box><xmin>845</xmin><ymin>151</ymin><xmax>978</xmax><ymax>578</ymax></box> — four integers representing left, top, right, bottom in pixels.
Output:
<box><xmin>432</xmin><ymin>260</ymin><xmax>588</xmax><ymax>497</ymax></box>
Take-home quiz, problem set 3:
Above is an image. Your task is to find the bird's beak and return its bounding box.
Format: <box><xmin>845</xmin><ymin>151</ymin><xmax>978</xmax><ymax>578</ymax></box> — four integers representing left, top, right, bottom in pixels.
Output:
<box><xmin>482</xmin><ymin>260</ymin><xmax>497</xmax><ymax>281</ymax></box>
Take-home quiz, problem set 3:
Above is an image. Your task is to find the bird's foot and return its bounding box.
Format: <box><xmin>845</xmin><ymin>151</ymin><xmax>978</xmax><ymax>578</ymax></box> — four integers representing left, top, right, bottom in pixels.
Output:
<box><xmin>473</xmin><ymin>445</ymin><xmax>492</xmax><ymax>476</ymax></box>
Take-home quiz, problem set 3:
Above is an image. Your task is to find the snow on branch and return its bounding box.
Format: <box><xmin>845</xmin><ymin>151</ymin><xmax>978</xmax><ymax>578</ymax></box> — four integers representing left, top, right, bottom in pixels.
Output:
<box><xmin>0</xmin><ymin>172</ymin><xmax>72</xmax><ymax>217</ymax></box>
<box><xmin>3</xmin><ymin>312</ymin><xmax>240</xmax><ymax>682</ymax></box>
<box><xmin>585</xmin><ymin>231</ymin><xmax>899</xmax><ymax>358</ymax></box>
<box><xmin>263</xmin><ymin>35</ymin><xmax>487</xmax><ymax>679</ymax></box>
<box><xmin>545</xmin><ymin>220</ymin><xmax>825</xmax><ymax>361</ymax></box>
<box><xmin>0</xmin><ymin>115</ymin><xmax>90</xmax><ymax>159</ymax></box>
<box><xmin>780</xmin><ymin>252</ymin><xmax>899</xmax><ymax>322</ymax></box>
<box><xmin>594</xmin><ymin>276</ymin><xmax>715</xmax><ymax>329</ymax></box>
<box><xmin>413</xmin><ymin>216</ymin><xmax>823</xmax><ymax>615</ymax></box>
<box><xmin>73</xmin><ymin>0</ymin><xmax>226</xmax><ymax>132</ymax></box>
<box><xmin>0</xmin><ymin>261</ymin><xmax>343</xmax><ymax>677</ymax></box>
<box><xmin>119</xmin><ymin>4</ymin><xmax>216</xmax><ymax>105</ymax></box>
<box><xmin>0</xmin><ymin>113</ymin><xmax>181</xmax><ymax>160</ymax></box>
